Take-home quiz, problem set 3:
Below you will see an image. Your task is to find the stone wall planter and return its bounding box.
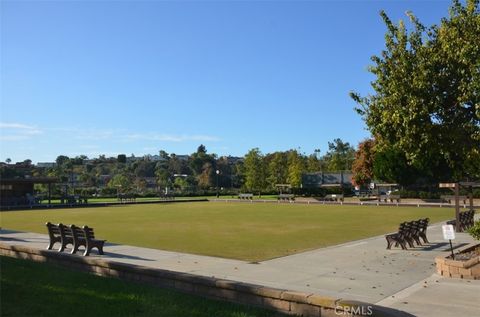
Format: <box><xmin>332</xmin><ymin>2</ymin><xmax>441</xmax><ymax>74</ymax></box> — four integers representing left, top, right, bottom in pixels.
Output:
<box><xmin>435</xmin><ymin>243</ymin><xmax>480</xmax><ymax>279</ymax></box>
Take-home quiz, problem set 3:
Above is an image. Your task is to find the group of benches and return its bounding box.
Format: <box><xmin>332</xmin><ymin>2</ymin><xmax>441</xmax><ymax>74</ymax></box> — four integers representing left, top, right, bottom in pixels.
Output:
<box><xmin>278</xmin><ymin>194</ymin><xmax>295</xmax><ymax>202</ymax></box>
<box><xmin>446</xmin><ymin>209</ymin><xmax>476</xmax><ymax>232</ymax></box>
<box><xmin>378</xmin><ymin>194</ymin><xmax>401</xmax><ymax>203</ymax></box>
<box><xmin>238</xmin><ymin>193</ymin><xmax>254</xmax><ymax>200</ymax></box>
<box><xmin>46</xmin><ymin>222</ymin><xmax>106</xmax><ymax>256</ymax></box>
<box><xmin>323</xmin><ymin>194</ymin><xmax>344</xmax><ymax>202</ymax></box>
<box><xmin>117</xmin><ymin>194</ymin><xmax>136</xmax><ymax>203</ymax></box>
<box><xmin>440</xmin><ymin>195</ymin><xmax>468</xmax><ymax>204</ymax></box>
<box><xmin>60</xmin><ymin>195</ymin><xmax>88</xmax><ymax>205</ymax></box>
<box><xmin>385</xmin><ymin>218</ymin><xmax>430</xmax><ymax>250</ymax></box>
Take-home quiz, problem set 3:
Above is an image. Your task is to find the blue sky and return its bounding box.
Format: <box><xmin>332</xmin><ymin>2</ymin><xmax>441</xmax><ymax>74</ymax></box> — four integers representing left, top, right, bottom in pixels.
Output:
<box><xmin>1</xmin><ymin>0</ymin><xmax>451</xmax><ymax>163</ymax></box>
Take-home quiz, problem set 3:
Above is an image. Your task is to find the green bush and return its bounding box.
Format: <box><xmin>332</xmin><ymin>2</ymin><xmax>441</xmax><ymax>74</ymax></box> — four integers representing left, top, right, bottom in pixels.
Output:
<box><xmin>418</xmin><ymin>191</ymin><xmax>441</xmax><ymax>199</ymax></box>
<box><xmin>467</xmin><ymin>220</ymin><xmax>480</xmax><ymax>241</ymax></box>
<box><xmin>474</xmin><ymin>189</ymin><xmax>480</xmax><ymax>198</ymax></box>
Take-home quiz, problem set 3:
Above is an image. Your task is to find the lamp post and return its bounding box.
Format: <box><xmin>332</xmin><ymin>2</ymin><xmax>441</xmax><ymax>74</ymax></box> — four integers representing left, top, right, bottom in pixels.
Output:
<box><xmin>216</xmin><ymin>170</ymin><xmax>220</xmax><ymax>198</ymax></box>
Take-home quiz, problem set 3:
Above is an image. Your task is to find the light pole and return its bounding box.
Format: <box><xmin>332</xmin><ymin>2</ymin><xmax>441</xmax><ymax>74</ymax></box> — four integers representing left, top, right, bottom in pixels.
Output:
<box><xmin>216</xmin><ymin>170</ymin><xmax>220</xmax><ymax>198</ymax></box>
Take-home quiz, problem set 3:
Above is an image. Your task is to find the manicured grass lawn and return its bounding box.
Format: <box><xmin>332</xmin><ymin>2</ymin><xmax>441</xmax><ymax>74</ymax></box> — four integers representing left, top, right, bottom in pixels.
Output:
<box><xmin>0</xmin><ymin>256</ymin><xmax>279</xmax><ymax>317</ymax></box>
<box><xmin>0</xmin><ymin>202</ymin><xmax>453</xmax><ymax>261</ymax></box>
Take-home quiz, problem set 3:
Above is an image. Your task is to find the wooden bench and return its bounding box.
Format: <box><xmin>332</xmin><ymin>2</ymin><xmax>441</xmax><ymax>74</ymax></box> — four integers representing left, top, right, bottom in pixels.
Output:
<box><xmin>70</xmin><ymin>224</ymin><xmax>106</xmax><ymax>256</ymax></box>
<box><xmin>46</xmin><ymin>222</ymin><xmax>63</xmax><ymax>251</ymax></box>
<box><xmin>385</xmin><ymin>218</ymin><xmax>429</xmax><ymax>250</ymax></box>
<box><xmin>277</xmin><ymin>194</ymin><xmax>295</xmax><ymax>202</ymax></box>
<box><xmin>385</xmin><ymin>224</ymin><xmax>408</xmax><ymax>250</ymax></box>
<box><xmin>324</xmin><ymin>194</ymin><xmax>344</xmax><ymax>202</ymax></box>
<box><xmin>46</xmin><ymin>222</ymin><xmax>75</xmax><ymax>252</ymax></box>
<box><xmin>46</xmin><ymin>222</ymin><xmax>105</xmax><ymax>256</ymax></box>
<box><xmin>238</xmin><ymin>193</ymin><xmax>253</xmax><ymax>200</ymax></box>
<box><xmin>441</xmin><ymin>195</ymin><xmax>468</xmax><ymax>204</ymax></box>
<box><xmin>378</xmin><ymin>194</ymin><xmax>401</xmax><ymax>203</ymax></box>
<box><xmin>447</xmin><ymin>209</ymin><xmax>476</xmax><ymax>232</ymax></box>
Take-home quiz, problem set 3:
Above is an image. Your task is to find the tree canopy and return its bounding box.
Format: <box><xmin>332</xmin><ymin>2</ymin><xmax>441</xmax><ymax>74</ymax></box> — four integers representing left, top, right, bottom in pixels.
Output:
<box><xmin>350</xmin><ymin>0</ymin><xmax>480</xmax><ymax>181</ymax></box>
<box><xmin>351</xmin><ymin>139</ymin><xmax>375</xmax><ymax>186</ymax></box>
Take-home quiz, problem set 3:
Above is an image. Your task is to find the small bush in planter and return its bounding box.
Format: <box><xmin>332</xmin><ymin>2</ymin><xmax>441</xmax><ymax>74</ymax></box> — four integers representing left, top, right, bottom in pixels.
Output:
<box><xmin>467</xmin><ymin>220</ymin><xmax>480</xmax><ymax>241</ymax></box>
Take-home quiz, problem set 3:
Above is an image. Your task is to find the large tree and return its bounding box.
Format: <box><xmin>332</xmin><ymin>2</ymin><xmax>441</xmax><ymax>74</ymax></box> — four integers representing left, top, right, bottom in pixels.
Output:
<box><xmin>287</xmin><ymin>150</ymin><xmax>306</xmax><ymax>188</ymax></box>
<box><xmin>189</xmin><ymin>145</ymin><xmax>215</xmax><ymax>188</ymax></box>
<box><xmin>350</xmin><ymin>0</ymin><xmax>480</xmax><ymax>181</ymax></box>
<box><xmin>266</xmin><ymin>152</ymin><xmax>288</xmax><ymax>189</ymax></box>
<box><xmin>243</xmin><ymin>148</ymin><xmax>266</xmax><ymax>193</ymax></box>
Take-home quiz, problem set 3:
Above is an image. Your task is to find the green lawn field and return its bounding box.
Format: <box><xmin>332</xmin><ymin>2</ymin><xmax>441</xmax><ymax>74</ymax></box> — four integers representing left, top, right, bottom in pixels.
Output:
<box><xmin>0</xmin><ymin>256</ymin><xmax>279</xmax><ymax>317</ymax></box>
<box><xmin>0</xmin><ymin>202</ymin><xmax>453</xmax><ymax>261</ymax></box>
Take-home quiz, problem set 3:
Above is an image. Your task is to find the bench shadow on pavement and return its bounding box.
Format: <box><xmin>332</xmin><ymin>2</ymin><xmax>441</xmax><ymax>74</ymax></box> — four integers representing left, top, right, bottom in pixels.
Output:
<box><xmin>104</xmin><ymin>252</ymin><xmax>155</xmax><ymax>261</ymax></box>
<box><xmin>98</xmin><ymin>242</ymin><xmax>155</xmax><ymax>261</ymax></box>
<box><xmin>412</xmin><ymin>242</ymin><xmax>469</xmax><ymax>251</ymax></box>
<box><xmin>0</xmin><ymin>236</ymin><xmax>30</xmax><ymax>243</ymax></box>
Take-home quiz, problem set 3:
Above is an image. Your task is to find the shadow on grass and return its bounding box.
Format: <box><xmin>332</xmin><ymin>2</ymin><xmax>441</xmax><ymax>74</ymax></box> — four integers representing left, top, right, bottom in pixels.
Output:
<box><xmin>0</xmin><ymin>256</ymin><xmax>280</xmax><ymax>317</ymax></box>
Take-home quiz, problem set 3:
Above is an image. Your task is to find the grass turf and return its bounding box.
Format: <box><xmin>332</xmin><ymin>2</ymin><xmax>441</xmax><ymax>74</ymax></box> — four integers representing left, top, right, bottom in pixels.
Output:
<box><xmin>0</xmin><ymin>256</ymin><xmax>279</xmax><ymax>317</ymax></box>
<box><xmin>0</xmin><ymin>202</ymin><xmax>453</xmax><ymax>261</ymax></box>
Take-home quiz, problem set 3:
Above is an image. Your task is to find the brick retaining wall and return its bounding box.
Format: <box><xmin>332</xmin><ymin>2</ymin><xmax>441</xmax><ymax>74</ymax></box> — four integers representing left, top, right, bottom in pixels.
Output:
<box><xmin>435</xmin><ymin>244</ymin><xmax>480</xmax><ymax>279</ymax></box>
<box><xmin>0</xmin><ymin>243</ymin><xmax>413</xmax><ymax>317</ymax></box>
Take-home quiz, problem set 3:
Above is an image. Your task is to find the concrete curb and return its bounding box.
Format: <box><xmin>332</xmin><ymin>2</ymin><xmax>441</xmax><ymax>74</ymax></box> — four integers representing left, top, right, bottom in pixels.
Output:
<box><xmin>0</xmin><ymin>242</ymin><xmax>414</xmax><ymax>317</ymax></box>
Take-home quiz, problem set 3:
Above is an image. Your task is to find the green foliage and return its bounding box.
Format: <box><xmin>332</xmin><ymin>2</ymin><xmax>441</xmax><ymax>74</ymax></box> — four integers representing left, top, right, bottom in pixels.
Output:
<box><xmin>287</xmin><ymin>150</ymin><xmax>306</xmax><ymax>188</ymax></box>
<box><xmin>189</xmin><ymin>144</ymin><xmax>215</xmax><ymax>188</ymax></box>
<box><xmin>306</xmin><ymin>154</ymin><xmax>321</xmax><ymax>172</ymax></box>
<box><xmin>155</xmin><ymin>168</ymin><xmax>171</xmax><ymax>188</ymax></box>
<box><xmin>108</xmin><ymin>173</ymin><xmax>133</xmax><ymax>192</ymax></box>
<box><xmin>243</xmin><ymin>148</ymin><xmax>266</xmax><ymax>192</ymax></box>
<box><xmin>134</xmin><ymin>160</ymin><xmax>156</xmax><ymax>177</ymax></box>
<box><xmin>323</xmin><ymin>138</ymin><xmax>355</xmax><ymax>171</ymax></box>
<box><xmin>266</xmin><ymin>152</ymin><xmax>288</xmax><ymax>189</ymax></box>
<box><xmin>373</xmin><ymin>147</ymin><xmax>418</xmax><ymax>185</ymax></box>
<box><xmin>117</xmin><ymin>154</ymin><xmax>127</xmax><ymax>163</ymax></box>
<box><xmin>467</xmin><ymin>220</ymin><xmax>480</xmax><ymax>240</ymax></box>
<box><xmin>173</xmin><ymin>176</ymin><xmax>189</xmax><ymax>191</ymax></box>
<box><xmin>55</xmin><ymin>155</ymin><xmax>70</xmax><ymax>166</ymax></box>
<box><xmin>0</xmin><ymin>165</ymin><xmax>23</xmax><ymax>178</ymax></box>
<box><xmin>350</xmin><ymin>0</ymin><xmax>480</xmax><ymax>181</ymax></box>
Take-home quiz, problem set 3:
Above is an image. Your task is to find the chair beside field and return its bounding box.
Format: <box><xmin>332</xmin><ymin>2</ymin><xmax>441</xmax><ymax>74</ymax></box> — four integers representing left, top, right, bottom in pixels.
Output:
<box><xmin>385</xmin><ymin>218</ymin><xmax>430</xmax><ymax>250</ymax></box>
<box><xmin>46</xmin><ymin>222</ymin><xmax>106</xmax><ymax>256</ymax></box>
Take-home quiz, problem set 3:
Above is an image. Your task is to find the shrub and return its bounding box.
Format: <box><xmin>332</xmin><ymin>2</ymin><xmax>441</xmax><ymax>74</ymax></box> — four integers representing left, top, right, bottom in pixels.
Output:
<box><xmin>467</xmin><ymin>220</ymin><xmax>480</xmax><ymax>241</ymax></box>
<box><xmin>418</xmin><ymin>191</ymin><xmax>441</xmax><ymax>199</ymax></box>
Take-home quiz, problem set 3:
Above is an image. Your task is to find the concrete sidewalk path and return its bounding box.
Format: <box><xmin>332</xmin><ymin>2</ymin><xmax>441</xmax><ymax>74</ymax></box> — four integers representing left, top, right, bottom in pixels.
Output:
<box><xmin>1</xmin><ymin>219</ymin><xmax>479</xmax><ymax>317</ymax></box>
<box><xmin>376</xmin><ymin>274</ymin><xmax>480</xmax><ymax>317</ymax></box>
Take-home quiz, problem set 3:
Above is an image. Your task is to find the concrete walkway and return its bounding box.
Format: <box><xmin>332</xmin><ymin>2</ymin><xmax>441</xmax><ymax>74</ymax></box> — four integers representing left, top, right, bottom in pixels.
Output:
<box><xmin>1</xmin><ymin>219</ymin><xmax>479</xmax><ymax>317</ymax></box>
